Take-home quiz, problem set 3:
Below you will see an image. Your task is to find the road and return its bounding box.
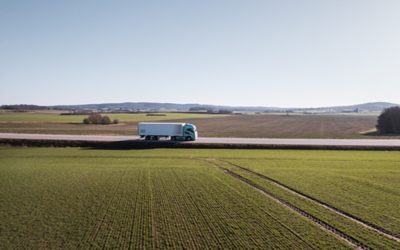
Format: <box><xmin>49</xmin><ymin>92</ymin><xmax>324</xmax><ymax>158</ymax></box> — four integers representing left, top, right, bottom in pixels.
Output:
<box><xmin>1</xmin><ymin>133</ymin><xmax>400</xmax><ymax>147</ymax></box>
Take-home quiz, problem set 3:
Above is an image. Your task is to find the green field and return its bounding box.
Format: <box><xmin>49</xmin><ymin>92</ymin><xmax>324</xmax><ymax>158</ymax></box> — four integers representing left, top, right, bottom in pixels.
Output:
<box><xmin>1</xmin><ymin>147</ymin><xmax>399</xmax><ymax>249</ymax></box>
<box><xmin>229</xmin><ymin>157</ymin><xmax>400</xmax><ymax>235</ymax></box>
<box><xmin>0</xmin><ymin>112</ymin><xmax>221</xmax><ymax>123</ymax></box>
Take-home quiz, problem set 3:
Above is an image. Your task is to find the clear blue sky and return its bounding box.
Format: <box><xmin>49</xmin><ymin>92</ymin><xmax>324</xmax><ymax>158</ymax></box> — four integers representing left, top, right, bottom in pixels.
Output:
<box><xmin>1</xmin><ymin>0</ymin><xmax>399</xmax><ymax>107</ymax></box>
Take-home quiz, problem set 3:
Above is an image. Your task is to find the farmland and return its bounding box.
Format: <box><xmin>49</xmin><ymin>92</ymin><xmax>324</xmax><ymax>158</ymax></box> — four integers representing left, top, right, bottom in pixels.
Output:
<box><xmin>177</xmin><ymin>113</ymin><xmax>382</xmax><ymax>139</ymax></box>
<box><xmin>0</xmin><ymin>111</ymin><xmax>221</xmax><ymax>123</ymax></box>
<box><xmin>227</xmin><ymin>157</ymin><xmax>400</xmax><ymax>235</ymax></box>
<box><xmin>0</xmin><ymin>111</ymin><xmax>224</xmax><ymax>136</ymax></box>
<box><xmin>0</xmin><ymin>110</ymin><xmax>397</xmax><ymax>139</ymax></box>
<box><xmin>1</xmin><ymin>147</ymin><xmax>399</xmax><ymax>249</ymax></box>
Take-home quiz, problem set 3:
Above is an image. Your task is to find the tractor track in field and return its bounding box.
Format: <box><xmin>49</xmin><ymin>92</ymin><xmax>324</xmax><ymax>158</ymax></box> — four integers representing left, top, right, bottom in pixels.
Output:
<box><xmin>211</xmin><ymin>172</ymin><xmax>319</xmax><ymax>250</ymax></box>
<box><xmin>205</xmin><ymin>160</ymin><xmax>371</xmax><ymax>249</ymax></box>
<box><xmin>220</xmin><ymin>160</ymin><xmax>400</xmax><ymax>243</ymax></box>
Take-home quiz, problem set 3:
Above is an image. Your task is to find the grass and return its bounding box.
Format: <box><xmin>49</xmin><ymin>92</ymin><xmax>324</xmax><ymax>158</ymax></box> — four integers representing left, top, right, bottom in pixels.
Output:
<box><xmin>0</xmin><ymin>147</ymin><xmax>351</xmax><ymax>249</ymax></box>
<box><xmin>1</xmin><ymin>148</ymin><xmax>400</xmax><ymax>249</ymax></box>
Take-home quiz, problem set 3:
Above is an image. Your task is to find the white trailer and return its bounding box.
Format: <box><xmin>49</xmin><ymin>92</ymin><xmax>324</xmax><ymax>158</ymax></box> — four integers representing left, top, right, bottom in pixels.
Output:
<box><xmin>138</xmin><ymin>122</ymin><xmax>198</xmax><ymax>141</ymax></box>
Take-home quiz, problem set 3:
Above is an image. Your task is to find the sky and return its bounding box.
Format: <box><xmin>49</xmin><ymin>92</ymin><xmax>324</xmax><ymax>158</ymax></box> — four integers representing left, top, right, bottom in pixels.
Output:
<box><xmin>1</xmin><ymin>0</ymin><xmax>400</xmax><ymax>108</ymax></box>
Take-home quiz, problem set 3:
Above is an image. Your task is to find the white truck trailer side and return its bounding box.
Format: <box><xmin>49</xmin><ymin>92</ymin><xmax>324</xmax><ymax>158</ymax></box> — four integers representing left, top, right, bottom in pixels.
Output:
<box><xmin>138</xmin><ymin>122</ymin><xmax>198</xmax><ymax>141</ymax></box>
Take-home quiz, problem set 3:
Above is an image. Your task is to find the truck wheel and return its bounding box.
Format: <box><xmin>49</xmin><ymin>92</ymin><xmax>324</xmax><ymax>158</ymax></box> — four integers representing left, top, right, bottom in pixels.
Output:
<box><xmin>171</xmin><ymin>136</ymin><xmax>176</xmax><ymax>141</ymax></box>
<box><xmin>153</xmin><ymin>136</ymin><xmax>159</xmax><ymax>141</ymax></box>
<box><xmin>186</xmin><ymin>136</ymin><xmax>191</xmax><ymax>141</ymax></box>
<box><xmin>145</xmin><ymin>136</ymin><xmax>150</xmax><ymax>140</ymax></box>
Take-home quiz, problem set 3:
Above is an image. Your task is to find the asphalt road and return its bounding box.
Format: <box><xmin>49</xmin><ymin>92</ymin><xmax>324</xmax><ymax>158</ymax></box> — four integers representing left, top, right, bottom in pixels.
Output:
<box><xmin>1</xmin><ymin>133</ymin><xmax>400</xmax><ymax>147</ymax></box>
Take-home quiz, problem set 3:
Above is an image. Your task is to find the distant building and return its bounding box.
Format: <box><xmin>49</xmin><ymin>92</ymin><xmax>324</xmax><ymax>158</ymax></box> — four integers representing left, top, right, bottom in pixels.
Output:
<box><xmin>342</xmin><ymin>108</ymin><xmax>359</xmax><ymax>113</ymax></box>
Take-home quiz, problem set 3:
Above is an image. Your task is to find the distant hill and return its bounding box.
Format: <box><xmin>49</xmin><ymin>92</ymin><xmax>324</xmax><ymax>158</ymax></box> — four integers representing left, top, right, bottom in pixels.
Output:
<box><xmin>293</xmin><ymin>102</ymin><xmax>400</xmax><ymax>113</ymax></box>
<box><xmin>48</xmin><ymin>101</ymin><xmax>399</xmax><ymax>113</ymax></box>
<box><xmin>340</xmin><ymin>102</ymin><xmax>400</xmax><ymax>112</ymax></box>
<box><xmin>49</xmin><ymin>102</ymin><xmax>280</xmax><ymax>112</ymax></box>
<box><xmin>0</xmin><ymin>104</ymin><xmax>50</xmax><ymax>111</ymax></box>
<box><xmin>52</xmin><ymin>102</ymin><xmax>199</xmax><ymax>111</ymax></box>
<box><xmin>2</xmin><ymin>101</ymin><xmax>398</xmax><ymax>113</ymax></box>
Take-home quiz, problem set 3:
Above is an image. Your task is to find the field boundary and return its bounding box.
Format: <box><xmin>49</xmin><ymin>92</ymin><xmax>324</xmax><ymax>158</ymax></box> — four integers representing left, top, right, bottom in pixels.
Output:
<box><xmin>222</xmin><ymin>160</ymin><xmax>400</xmax><ymax>242</ymax></box>
<box><xmin>206</xmin><ymin>160</ymin><xmax>371</xmax><ymax>249</ymax></box>
<box><xmin>1</xmin><ymin>138</ymin><xmax>400</xmax><ymax>151</ymax></box>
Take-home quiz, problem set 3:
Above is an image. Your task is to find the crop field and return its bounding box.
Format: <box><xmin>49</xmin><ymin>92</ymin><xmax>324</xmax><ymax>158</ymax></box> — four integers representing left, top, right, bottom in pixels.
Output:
<box><xmin>1</xmin><ymin>148</ymin><xmax>399</xmax><ymax>249</ymax></box>
<box><xmin>227</xmin><ymin>157</ymin><xmax>400</xmax><ymax>235</ymax></box>
<box><xmin>0</xmin><ymin>111</ymin><xmax>221</xmax><ymax>123</ymax></box>
<box><xmin>0</xmin><ymin>111</ymin><xmax>394</xmax><ymax>139</ymax></box>
<box><xmin>177</xmin><ymin>113</ymin><xmax>385</xmax><ymax>139</ymax></box>
<box><xmin>0</xmin><ymin>111</ymin><xmax>224</xmax><ymax>136</ymax></box>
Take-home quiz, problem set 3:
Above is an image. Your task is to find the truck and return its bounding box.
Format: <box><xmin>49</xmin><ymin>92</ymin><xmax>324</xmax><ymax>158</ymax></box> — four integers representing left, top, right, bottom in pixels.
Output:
<box><xmin>138</xmin><ymin>122</ymin><xmax>198</xmax><ymax>141</ymax></box>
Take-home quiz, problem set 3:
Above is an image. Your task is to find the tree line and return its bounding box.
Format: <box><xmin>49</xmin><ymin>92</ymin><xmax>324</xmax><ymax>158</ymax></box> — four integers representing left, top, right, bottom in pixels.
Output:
<box><xmin>377</xmin><ymin>106</ymin><xmax>400</xmax><ymax>134</ymax></box>
<box><xmin>83</xmin><ymin>114</ymin><xmax>119</xmax><ymax>125</ymax></box>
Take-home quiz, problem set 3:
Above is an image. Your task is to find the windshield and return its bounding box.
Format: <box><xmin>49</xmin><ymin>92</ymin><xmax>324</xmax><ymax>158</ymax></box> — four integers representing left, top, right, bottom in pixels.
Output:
<box><xmin>185</xmin><ymin>124</ymin><xmax>196</xmax><ymax>131</ymax></box>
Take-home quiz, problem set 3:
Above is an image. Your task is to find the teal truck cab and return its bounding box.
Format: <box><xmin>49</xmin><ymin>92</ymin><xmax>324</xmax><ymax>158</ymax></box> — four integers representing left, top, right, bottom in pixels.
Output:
<box><xmin>176</xmin><ymin>123</ymin><xmax>198</xmax><ymax>141</ymax></box>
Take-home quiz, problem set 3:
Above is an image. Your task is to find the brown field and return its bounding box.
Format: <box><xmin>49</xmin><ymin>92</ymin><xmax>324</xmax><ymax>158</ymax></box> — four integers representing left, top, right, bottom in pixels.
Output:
<box><xmin>0</xmin><ymin>111</ymin><xmax>395</xmax><ymax>139</ymax></box>
<box><xmin>179</xmin><ymin>114</ymin><xmax>382</xmax><ymax>139</ymax></box>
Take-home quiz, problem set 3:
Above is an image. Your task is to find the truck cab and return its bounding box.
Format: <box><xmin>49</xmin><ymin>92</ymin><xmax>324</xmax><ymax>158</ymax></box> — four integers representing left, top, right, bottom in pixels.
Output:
<box><xmin>182</xmin><ymin>123</ymin><xmax>198</xmax><ymax>141</ymax></box>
